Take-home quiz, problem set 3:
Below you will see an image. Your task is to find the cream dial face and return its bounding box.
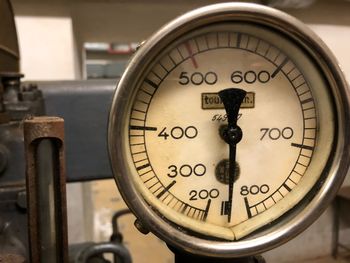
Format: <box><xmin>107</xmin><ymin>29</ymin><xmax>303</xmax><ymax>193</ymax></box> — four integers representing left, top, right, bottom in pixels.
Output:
<box><xmin>127</xmin><ymin>24</ymin><xmax>334</xmax><ymax>240</ymax></box>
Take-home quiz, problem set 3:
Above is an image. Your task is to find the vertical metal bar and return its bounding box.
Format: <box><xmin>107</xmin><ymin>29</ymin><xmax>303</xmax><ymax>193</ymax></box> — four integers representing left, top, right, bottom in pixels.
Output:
<box><xmin>37</xmin><ymin>139</ymin><xmax>57</xmax><ymax>262</ymax></box>
<box><xmin>23</xmin><ymin>116</ymin><xmax>68</xmax><ymax>263</ymax></box>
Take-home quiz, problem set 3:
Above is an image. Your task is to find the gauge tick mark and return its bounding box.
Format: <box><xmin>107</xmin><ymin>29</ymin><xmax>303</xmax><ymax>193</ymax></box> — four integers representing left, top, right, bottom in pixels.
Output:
<box><xmin>283</xmin><ymin>183</ymin><xmax>292</xmax><ymax>192</ymax></box>
<box><xmin>156</xmin><ymin>181</ymin><xmax>176</xmax><ymax>199</ymax></box>
<box><xmin>130</xmin><ymin>125</ymin><xmax>157</xmax><ymax>131</ymax></box>
<box><xmin>144</xmin><ymin>78</ymin><xmax>158</xmax><ymax>89</ymax></box>
<box><xmin>181</xmin><ymin>203</ymin><xmax>188</xmax><ymax>214</ymax></box>
<box><xmin>291</xmin><ymin>143</ymin><xmax>314</xmax><ymax>151</ymax></box>
<box><xmin>185</xmin><ymin>41</ymin><xmax>198</xmax><ymax>68</ymax></box>
<box><xmin>236</xmin><ymin>33</ymin><xmax>242</xmax><ymax>48</ymax></box>
<box><xmin>203</xmin><ymin>199</ymin><xmax>211</xmax><ymax>221</ymax></box>
<box><xmin>271</xmin><ymin>57</ymin><xmax>289</xmax><ymax>78</ymax></box>
<box><xmin>136</xmin><ymin>163</ymin><xmax>150</xmax><ymax>171</ymax></box>
<box><xmin>301</xmin><ymin>98</ymin><xmax>314</xmax><ymax>105</ymax></box>
<box><xmin>244</xmin><ymin>197</ymin><xmax>252</xmax><ymax>219</ymax></box>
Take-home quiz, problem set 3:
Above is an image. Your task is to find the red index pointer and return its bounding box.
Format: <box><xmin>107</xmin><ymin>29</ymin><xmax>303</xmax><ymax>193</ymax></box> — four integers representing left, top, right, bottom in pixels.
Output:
<box><xmin>185</xmin><ymin>42</ymin><xmax>198</xmax><ymax>69</ymax></box>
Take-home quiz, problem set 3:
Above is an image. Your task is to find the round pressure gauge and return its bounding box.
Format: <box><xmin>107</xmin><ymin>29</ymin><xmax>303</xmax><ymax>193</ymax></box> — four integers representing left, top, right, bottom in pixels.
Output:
<box><xmin>108</xmin><ymin>3</ymin><xmax>350</xmax><ymax>257</ymax></box>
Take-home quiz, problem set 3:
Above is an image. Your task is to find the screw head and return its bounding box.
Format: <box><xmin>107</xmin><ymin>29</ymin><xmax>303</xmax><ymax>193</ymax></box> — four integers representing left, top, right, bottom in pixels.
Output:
<box><xmin>16</xmin><ymin>191</ymin><xmax>27</xmax><ymax>210</ymax></box>
<box><xmin>134</xmin><ymin>219</ymin><xmax>150</xmax><ymax>235</ymax></box>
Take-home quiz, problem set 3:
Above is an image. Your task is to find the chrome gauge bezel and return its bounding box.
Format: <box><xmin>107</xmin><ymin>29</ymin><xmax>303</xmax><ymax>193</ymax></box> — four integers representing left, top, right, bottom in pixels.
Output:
<box><xmin>108</xmin><ymin>3</ymin><xmax>350</xmax><ymax>257</ymax></box>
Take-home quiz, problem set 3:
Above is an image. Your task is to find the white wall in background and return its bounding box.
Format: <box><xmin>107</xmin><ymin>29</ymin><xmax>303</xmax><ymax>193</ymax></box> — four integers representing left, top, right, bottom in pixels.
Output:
<box><xmin>15</xmin><ymin>16</ymin><xmax>79</xmax><ymax>80</ymax></box>
<box><xmin>310</xmin><ymin>25</ymin><xmax>350</xmax><ymax>82</ymax></box>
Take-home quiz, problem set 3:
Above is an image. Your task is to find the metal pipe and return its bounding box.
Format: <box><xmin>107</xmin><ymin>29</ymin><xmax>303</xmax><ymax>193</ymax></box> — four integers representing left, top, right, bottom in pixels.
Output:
<box><xmin>24</xmin><ymin>116</ymin><xmax>68</xmax><ymax>263</ymax></box>
<box><xmin>77</xmin><ymin>242</ymin><xmax>132</xmax><ymax>263</ymax></box>
<box><xmin>36</xmin><ymin>139</ymin><xmax>58</xmax><ymax>262</ymax></box>
<box><xmin>111</xmin><ymin>208</ymin><xmax>131</xmax><ymax>241</ymax></box>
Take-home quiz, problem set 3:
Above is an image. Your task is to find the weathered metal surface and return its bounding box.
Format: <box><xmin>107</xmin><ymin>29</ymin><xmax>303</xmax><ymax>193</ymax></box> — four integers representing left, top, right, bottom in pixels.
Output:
<box><xmin>23</xmin><ymin>116</ymin><xmax>68</xmax><ymax>263</ymax></box>
<box><xmin>0</xmin><ymin>73</ymin><xmax>45</xmax><ymax>121</ymax></box>
<box><xmin>0</xmin><ymin>185</ymin><xmax>28</xmax><ymax>260</ymax></box>
<box><xmin>0</xmin><ymin>73</ymin><xmax>45</xmax><ymax>184</ymax></box>
<box><xmin>0</xmin><ymin>0</ymin><xmax>20</xmax><ymax>73</ymax></box>
<box><xmin>0</xmin><ymin>80</ymin><xmax>115</xmax><ymax>186</ymax></box>
<box><xmin>0</xmin><ymin>122</ymin><xmax>26</xmax><ymax>185</ymax></box>
<box><xmin>38</xmin><ymin>79</ymin><xmax>116</xmax><ymax>181</ymax></box>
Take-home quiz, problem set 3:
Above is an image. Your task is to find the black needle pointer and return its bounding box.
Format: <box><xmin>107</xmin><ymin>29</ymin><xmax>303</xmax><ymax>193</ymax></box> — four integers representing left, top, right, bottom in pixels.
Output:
<box><xmin>218</xmin><ymin>88</ymin><xmax>246</xmax><ymax>223</ymax></box>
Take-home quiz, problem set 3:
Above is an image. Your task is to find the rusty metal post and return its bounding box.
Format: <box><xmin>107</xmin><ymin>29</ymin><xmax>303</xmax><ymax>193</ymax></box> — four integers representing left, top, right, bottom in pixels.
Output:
<box><xmin>23</xmin><ymin>116</ymin><xmax>68</xmax><ymax>263</ymax></box>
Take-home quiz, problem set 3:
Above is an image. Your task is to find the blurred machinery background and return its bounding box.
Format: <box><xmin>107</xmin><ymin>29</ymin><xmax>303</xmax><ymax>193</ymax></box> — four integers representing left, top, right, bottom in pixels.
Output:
<box><xmin>1</xmin><ymin>0</ymin><xmax>350</xmax><ymax>262</ymax></box>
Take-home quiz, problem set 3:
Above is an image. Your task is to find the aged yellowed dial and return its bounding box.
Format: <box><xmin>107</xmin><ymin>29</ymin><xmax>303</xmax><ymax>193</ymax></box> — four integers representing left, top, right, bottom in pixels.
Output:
<box><xmin>128</xmin><ymin>23</ymin><xmax>332</xmax><ymax>240</ymax></box>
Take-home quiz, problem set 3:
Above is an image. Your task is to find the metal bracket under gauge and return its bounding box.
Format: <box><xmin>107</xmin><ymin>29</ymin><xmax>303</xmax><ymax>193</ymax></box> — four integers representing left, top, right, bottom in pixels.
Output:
<box><xmin>108</xmin><ymin>3</ymin><xmax>350</xmax><ymax>257</ymax></box>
